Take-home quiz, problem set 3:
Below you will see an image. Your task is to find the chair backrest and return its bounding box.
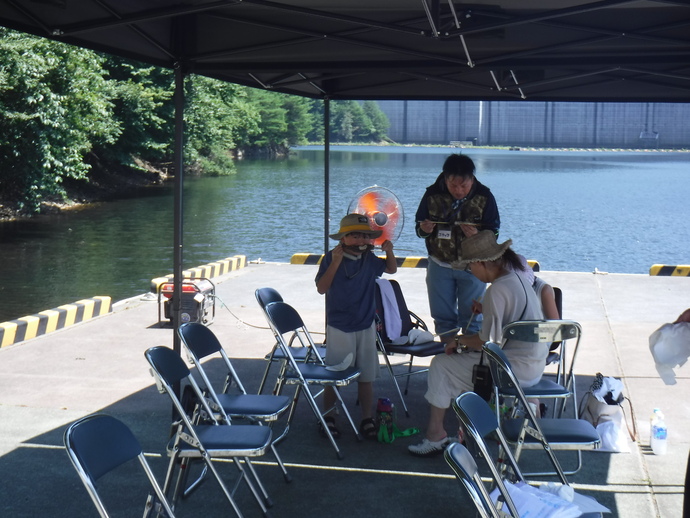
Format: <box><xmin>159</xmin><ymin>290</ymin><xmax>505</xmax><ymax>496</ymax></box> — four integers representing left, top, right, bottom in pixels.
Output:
<box><xmin>179</xmin><ymin>322</ymin><xmax>222</xmax><ymax>360</ymax></box>
<box><xmin>444</xmin><ymin>442</ymin><xmax>500</xmax><ymax>518</ymax></box>
<box><xmin>374</xmin><ymin>279</ymin><xmax>414</xmax><ymax>341</ymax></box>
<box><xmin>264</xmin><ymin>301</ymin><xmax>305</xmax><ymax>335</ymax></box>
<box><xmin>554</xmin><ymin>287</ymin><xmax>563</xmax><ymax>319</ymax></box>
<box><xmin>452</xmin><ymin>392</ymin><xmax>523</xmax><ymax>517</ymax></box>
<box><xmin>255</xmin><ymin>287</ymin><xmax>283</xmax><ymax>310</ymax></box>
<box><xmin>502</xmin><ymin>319</ymin><xmax>580</xmax><ymax>344</ymax></box>
<box><xmin>145</xmin><ymin>346</ymin><xmax>218</xmax><ymax>427</ymax></box>
<box><xmin>64</xmin><ymin>413</ymin><xmax>176</xmax><ymax>518</ymax></box>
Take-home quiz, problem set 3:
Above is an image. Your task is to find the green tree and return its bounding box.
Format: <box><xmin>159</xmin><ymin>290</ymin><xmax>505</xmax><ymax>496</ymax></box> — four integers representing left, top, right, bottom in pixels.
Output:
<box><xmin>0</xmin><ymin>28</ymin><xmax>119</xmax><ymax>210</ymax></box>
<box><xmin>362</xmin><ymin>100</ymin><xmax>390</xmax><ymax>141</ymax></box>
<box><xmin>184</xmin><ymin>75</ymin><xmax>259</xmax><ymax>175</ymax></box>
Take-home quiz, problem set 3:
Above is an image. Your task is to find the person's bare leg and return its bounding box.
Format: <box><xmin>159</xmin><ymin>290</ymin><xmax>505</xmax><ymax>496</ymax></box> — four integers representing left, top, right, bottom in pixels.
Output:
<box><xmin>425</xmin><ymin>404</ymin><xmax>448</xmax><ymax>441</ymax></box>
<box><xmin>358</xmin><ymin>381</ymin><xmax>373</xmax><ymax>420</ymax></box>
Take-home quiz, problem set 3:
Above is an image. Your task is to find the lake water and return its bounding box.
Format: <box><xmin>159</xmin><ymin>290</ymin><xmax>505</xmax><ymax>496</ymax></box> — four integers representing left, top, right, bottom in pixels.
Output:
<box><xmin>1</xmin><ymin>146</ymin><xmax>689</xmax><ymax>322</ymax></box>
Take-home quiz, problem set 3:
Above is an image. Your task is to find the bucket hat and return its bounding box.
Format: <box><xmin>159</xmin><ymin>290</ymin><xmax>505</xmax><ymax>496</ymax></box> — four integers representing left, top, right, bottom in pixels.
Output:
<box><xmin>460</xmin><ymin>230</ymin><xmax>512</xmax><ymax>264</ymax></box>
<box><xmin>329</xmin><ymin>213</ymin><xmax>383</xmax><ymax>240</ymax></box>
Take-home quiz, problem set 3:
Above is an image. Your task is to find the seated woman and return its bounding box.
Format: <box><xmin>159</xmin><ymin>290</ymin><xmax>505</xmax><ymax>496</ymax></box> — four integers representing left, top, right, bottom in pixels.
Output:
<box><xmin>408</xmin><ymin>231</ymin><xmax>545</xmax><ymax>456</ymax></box>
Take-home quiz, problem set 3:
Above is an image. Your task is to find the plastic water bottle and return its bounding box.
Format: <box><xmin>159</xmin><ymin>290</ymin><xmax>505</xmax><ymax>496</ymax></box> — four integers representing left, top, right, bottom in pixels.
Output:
<box><xmin>650</xmin><ymin>408</ymin><xmax>668</xmax><ymax>455</ymax></box>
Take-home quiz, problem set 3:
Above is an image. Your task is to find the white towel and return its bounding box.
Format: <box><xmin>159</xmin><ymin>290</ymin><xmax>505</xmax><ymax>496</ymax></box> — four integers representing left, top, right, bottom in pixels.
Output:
<box><xmin>376</xmin><ymin>278</ymin><xmax>402</xmax><ymax>340</ymax></box>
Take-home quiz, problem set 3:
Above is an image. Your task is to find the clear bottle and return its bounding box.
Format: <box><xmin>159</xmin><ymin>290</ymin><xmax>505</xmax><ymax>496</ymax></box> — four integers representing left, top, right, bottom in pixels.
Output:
<box><xmin>650</xmin><ymin>408</ymin><xmax>668</xmax><ymax>455</ymax></box>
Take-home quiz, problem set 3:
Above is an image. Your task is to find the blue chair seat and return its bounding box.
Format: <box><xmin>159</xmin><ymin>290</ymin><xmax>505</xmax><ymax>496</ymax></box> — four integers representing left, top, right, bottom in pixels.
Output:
<box><xmin>284</xmin><ymin>364</ymin><xmax>361</xmax><ymax>386</ymax></box>
<box><xmin>502</xmin><ymin>417</ymin><xmax>601</xmax><ymax>448</ymax></box>
<box><xmin>173</xmin><ymin>425</ymin><xmax>272</xmax><ymax>457</ymax></box>
<box><xmin>501</xmin><ymin>378</ymin><xmax>571</xmax><ymax>399</ymax></box>
<box><xmin>215</xmin><ymin>393</ymin><xmax>291</xmax><ymax>421</ymax></box>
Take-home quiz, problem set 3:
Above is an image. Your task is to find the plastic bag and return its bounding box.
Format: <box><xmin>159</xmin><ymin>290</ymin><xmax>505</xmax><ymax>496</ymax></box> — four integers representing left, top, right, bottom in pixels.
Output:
<box><xmin>649</xmin><ymin>322</ymin><xmax>690</xmax><ymax>385</ymax></box>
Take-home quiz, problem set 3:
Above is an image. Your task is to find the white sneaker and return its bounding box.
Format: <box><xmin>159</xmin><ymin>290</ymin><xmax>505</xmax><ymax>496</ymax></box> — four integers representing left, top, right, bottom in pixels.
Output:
<box><xmin>408</xmin><ymin>436</ymin><xmax>450</xmax><ymax>457</ymax></box>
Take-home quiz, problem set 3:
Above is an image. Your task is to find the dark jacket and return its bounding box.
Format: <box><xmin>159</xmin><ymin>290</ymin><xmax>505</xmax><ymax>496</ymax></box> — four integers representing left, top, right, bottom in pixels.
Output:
<box><xmin>415</xmin><ymin>173</ymin><xmax>500</xmax><ymax>263</ymax></box>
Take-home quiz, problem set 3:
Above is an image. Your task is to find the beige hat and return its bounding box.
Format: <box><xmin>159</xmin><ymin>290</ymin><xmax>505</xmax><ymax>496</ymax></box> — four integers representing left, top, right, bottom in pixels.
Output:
<box><xmin>329</xmin><ymin>213</ymin><xmax>383</xmax><ymax>240</ymax></box>
<box><xmin>459</xmin><ymin>230</ymin><xmax>512</xmax><ymax>264</ymax></box>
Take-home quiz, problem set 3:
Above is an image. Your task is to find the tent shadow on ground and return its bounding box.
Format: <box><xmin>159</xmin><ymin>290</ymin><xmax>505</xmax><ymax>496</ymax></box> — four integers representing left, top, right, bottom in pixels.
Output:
<box><xmin>0</xmin><ymin>358</ymin><xmax>617</xmax><ymax>517</ymax></box>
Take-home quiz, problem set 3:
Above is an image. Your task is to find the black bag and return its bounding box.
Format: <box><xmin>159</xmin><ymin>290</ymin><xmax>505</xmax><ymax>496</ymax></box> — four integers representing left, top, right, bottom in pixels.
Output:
<box><xmin>472</xmin><ymin>352</ymin><xmax>493</xmax><ymax>401</ymax></box>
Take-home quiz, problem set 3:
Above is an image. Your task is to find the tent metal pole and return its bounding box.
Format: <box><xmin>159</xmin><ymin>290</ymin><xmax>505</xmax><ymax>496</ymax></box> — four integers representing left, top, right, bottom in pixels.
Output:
<box><xmin>172</xmin><ymin>63</ymin><xmax>185</xmax><ymax>355</ymax></box>
<box><xmin>323</xmin><ymin>98</ymin><xmax>330</xmax><ymax>253</ymax></box>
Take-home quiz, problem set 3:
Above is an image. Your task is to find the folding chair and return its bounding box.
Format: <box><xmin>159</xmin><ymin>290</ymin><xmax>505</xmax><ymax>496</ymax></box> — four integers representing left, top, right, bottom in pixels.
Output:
<box><xmin>178</xmin><ymin>322</ymin><xmax>292</xmax><ymax>482</ymax></box>
<box><xmin>255</xmin><ymin>287</ymin><xmax>328</xmax><ymax>395</ymax></box>
<box><xmin>64</xmin><ymin>413</ymin><xmax>176</xmax><ymax>518</ymax></box>
<box><xmin>450</xmin><ymin>393</ymin><xmax>602</xmax><ymax>518</ymax></box>
<box><xmin>445</xmin><ymin>442</ymin><xmax>514</xmax><ymax>518</ymax></box>
<box><xmin>144</xmin><ymin>346</ymin><xmax>273</xmax><ymax>518</ymax></box>
<box><xmin>483</xmin><ymin>342</ymin><xmax>600</xmax><ymax>482</ymax></box>
<box><xmin>263</xmin><ymin>301</ymin><xmax>361</xmax><ymax>459</ymax></box>
<box><xmin>502</xmin><ymin>319</ymin><xmax>582</xmax><ymax>417</ymax></box>
<box><xmin>374</xmin><ymin>278</ymin><xmax>445</xmax><ymax>417</ymax></box>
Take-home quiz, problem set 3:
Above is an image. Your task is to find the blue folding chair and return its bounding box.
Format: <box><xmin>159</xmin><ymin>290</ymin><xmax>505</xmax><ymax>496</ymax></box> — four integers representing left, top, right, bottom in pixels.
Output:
<box><xmin>178</xmin><ymin>321</ymin><xmax>292</xmax><ymax>481</ymax></box>
<box><xmin>263</xmin><ymin>301</ymin><xmax>361</xmax><ymax>459</ymax></box>
<box><xmin>64</xmin><ymin>413</ymin><xmax>176</xmax><ymax>518</ymax></box>
<box><xmin>145</xmin><ymin>345</ymin><xmax>273</xmax><ymax>517</ymax></box>
<box><xmin>483</xmin><ymin>342</ymin><xmax>600</xmax><ymax>482</ymax></box>
<box><xmin>451</xmin><ymin>392</ymin><xmax>602</xmax><ymax>518</ymax></box>
<box><xmin>255</xmin><ymin>287</ymin><xmax>328</xmax><ymax>395</ymax></box>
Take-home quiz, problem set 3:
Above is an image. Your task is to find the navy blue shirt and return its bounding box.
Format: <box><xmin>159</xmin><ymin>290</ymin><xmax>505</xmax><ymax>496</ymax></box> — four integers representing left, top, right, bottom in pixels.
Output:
<box><xmin>315</xmin><ymin>250</ymin><xmax>387</xmax><ymax>332</ymax></box>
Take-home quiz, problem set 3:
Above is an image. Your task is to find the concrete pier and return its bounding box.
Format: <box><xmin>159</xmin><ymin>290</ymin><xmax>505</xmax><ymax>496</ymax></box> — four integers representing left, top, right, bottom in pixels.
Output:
<box><xmin>1</xmin><ymin>263</ymin><xmax>688</xmax><ymax>517</ymax></box>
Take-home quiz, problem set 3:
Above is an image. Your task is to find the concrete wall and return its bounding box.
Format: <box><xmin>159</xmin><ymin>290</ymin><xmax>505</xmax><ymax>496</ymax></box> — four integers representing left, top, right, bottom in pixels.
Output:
<box><xmin>378</xmin><ymin>100</ymin><xmax>690</xmax><ymax>148</ymax></box>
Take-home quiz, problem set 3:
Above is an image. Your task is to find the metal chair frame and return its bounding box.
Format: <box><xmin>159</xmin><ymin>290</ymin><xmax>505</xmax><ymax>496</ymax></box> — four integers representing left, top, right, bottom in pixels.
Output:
<box><xmin>64</xmin><ymin>413</ymin><xmax>176</xmax><ymax>518</ymax></box>
<box><xmin>502</xmin><ymin>319</ymin><xmax>583</xmax><ymax>418</ymax></box>
<box><xmin>178</xmin><ymin>322</ymin><xmax>292</xmax><ymax>482</ymax></box>
<box><xmin>255</xmin><ymin>287</ymin><xmax>328</xmax><ymax>395</ymax></box>
<box><xmin>483</xmin><ymin>342</ymin><xmax>600</xmax><ymax>482</ymax></box>
<box><xmin>263</xmin><ymin>301</ymin><xmax>362</xmax><ymax>459</ymax></box>
<box><xmin>374</xmin><ymin>279</ymin><xmax>445</xmax><ymax>417</ymax></box>
<box><xmin>145</xmin><ymin>346</ymin><xmax>273</xmax><ymax>518</ymax></box>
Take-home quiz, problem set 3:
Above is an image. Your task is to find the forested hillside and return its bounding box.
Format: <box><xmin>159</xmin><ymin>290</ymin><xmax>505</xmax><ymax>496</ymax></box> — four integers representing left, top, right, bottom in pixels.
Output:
<box><xmin>0</xmin><ymin>28</ymin><xmax>389</xmax><ymax>216</ymax></box>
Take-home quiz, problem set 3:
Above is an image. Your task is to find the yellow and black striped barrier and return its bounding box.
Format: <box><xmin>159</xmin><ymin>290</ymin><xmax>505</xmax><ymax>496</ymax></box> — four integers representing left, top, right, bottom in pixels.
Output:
<box><xmin>150</xmin><ymin>255</ymin><xmax>247</xmax><ymax>293</ymax></box>
<box><xmin>0</xmin><ymin>296</ymin><xmax>112</xmax><ymax>348</ymax></box>
<box><xmin>291</xmin><ymin>254</ymin><xmax>540</xmax><ymax>271</ymax></box>
<box><xmin>649</xmin><ymin>264</ymin><xmax>690</xmax><ymax>276</ymax></box>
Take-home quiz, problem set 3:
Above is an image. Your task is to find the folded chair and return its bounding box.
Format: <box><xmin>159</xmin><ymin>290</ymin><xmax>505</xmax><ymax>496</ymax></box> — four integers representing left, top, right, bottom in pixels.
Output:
<box><xmin>255</xmin><ymin>287</ymin><xmax>328</xmax><ymax>395</ymax></box>
<box><xmin>450</xmin><ymin>393</ymin><xmax>602</xmax><ymax>518</ymax></box>
<box><xmin>64</xmin><ymin>413</ymin><xmax>176</xmax><ymax>518</ymax></box>
<box><xmin>502</xmin><ymin>319</ymin><xmax>582</xmax><ymax>418</ymax></box>
<box><xmin>374</xmin><ymin>278</ymin><xmax>445</xmax><ymax>417</ymax></box>
<box><xmin>483</xmin><ymin>342</ymin><xmax>600</xmax><ymax>482</ymax></box>
<box><xmin>263</xmin><ymin>301</ymin><xmax>361</xmax><ymax>459</ymax></box>
<box><xmin>178</xmin><ymin>322</ymin><xmax>292</xmax><ymax>482</ymax></box>
<box><xmin>144</xmin><ymin>345</ymin><xmax>273</xmax><ymax>518</ymax></box>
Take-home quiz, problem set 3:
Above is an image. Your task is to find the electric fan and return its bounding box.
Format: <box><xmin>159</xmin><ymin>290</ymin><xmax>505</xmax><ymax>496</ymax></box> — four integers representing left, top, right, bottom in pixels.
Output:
<box><xmin>347</xmin><ymin>186</ymin><xmax>404</xmax><ymax>246</ymax></box>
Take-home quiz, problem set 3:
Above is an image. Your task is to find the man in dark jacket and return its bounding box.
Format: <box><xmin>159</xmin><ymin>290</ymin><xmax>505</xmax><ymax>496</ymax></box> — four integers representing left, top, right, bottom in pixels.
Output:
<box><xmin>415</xmin><ymin>154</ymin><xmax>500</xmax><ymax>345</ymax></box>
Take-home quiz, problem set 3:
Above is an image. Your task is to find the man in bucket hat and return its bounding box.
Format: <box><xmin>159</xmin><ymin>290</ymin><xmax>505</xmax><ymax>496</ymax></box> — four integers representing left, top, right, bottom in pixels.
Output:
<box><xmin>316</xmin><ymin>214</ymin><xmax>397</xmax><ymax>440</ymax></box>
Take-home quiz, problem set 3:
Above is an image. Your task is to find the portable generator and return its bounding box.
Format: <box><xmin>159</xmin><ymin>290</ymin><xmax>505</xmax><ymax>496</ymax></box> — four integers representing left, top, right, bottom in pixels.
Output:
<box><xmin>158</xmin><ymin>278</ymin><xmax>215</xmax><ymax>326</ymax></box>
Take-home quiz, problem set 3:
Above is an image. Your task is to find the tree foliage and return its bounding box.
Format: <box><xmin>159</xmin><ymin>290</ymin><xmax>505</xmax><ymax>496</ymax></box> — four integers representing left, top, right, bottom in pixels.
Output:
<box><xmin>0</xmin><ymin>29</ymin><xmax>390</xmax><ymax>212</ymax></box>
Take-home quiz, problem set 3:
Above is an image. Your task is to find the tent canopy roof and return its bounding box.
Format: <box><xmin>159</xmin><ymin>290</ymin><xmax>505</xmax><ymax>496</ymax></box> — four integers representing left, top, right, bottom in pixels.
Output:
<box><xmin>2</xmin><ymin>0</ymin><xmax>690</xmax><ymax>103</ymax></box>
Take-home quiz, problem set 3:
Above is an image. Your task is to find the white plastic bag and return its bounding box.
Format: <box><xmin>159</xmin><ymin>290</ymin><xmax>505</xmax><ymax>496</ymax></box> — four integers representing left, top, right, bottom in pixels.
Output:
<box><xmin>649</xmin><ymin>322</ymin><xmax>690</xmax><ymax>385</ymax></box>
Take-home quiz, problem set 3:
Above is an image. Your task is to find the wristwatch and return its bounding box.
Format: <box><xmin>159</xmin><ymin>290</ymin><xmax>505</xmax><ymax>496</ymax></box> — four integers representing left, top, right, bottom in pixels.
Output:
<box><xmin>454</xmin><ymin>335</ymin><xmax>469</xmax><ymax>353</ymax></box>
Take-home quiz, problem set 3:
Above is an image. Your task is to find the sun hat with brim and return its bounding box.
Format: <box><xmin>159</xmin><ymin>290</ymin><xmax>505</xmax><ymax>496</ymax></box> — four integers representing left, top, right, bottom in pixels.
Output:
<box><xmin>329</xmin><ymin>213</ymin><xmax>383</xmax><ymax>240</ymax></box>
<box><xmin>457</xmin><ymin>230</ymin><xmax>512</xmax><ymax>266</ymax></box>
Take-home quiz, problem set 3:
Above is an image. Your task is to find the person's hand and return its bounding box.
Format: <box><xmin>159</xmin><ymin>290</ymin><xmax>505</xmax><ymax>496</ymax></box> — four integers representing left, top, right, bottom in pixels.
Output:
<box><xmin>380</xmin><ymin>239</ymin><xmax>394</xmax><ymax>253</ymax></box>
<box><xmin>460</xmin><ymin>223</ymin><xmax>478</xmax><ymax>237</ymax></box>
<box><xmin>331</xmin><ymin>244</ymin><xmax>344</xmax><ymax>264</ymax></box>
<box><xmin>471</xmin><ymin>299</ymin><xmax>483</xmax><ymax>315</ymax></box>
<box><xmin>675</xmin><ymin>308</ymin><xmax>690</xmax><ymax>323</ymax></box>
<box><xmin>419</xmin><ymin>219</ymin><xmax>436</xmax><ymax>233</ymax></box>
<box><xmin>444</xmin><ymin>339</ymin><xmax>457</xmax><ymax>355</ymax></box>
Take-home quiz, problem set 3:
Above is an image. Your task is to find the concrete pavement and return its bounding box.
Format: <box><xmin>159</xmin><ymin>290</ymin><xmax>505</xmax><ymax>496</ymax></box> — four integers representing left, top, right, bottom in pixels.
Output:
<box><xmin>1</xmin><ymin>262</ymin><xmax>689</xmax><ymax>517</ymax></box>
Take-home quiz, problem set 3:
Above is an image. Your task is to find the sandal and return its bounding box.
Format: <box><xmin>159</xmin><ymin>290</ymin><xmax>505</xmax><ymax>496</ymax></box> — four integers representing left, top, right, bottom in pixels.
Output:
<box><xmin>318</xmin><ymin>416</ymin><xmax>341</xmax><ymax>439</ymax></box>
<box><xmin>360</xmin><ymin>418</ymin><xmax>377</xmax><ymax>440</ymax></box>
